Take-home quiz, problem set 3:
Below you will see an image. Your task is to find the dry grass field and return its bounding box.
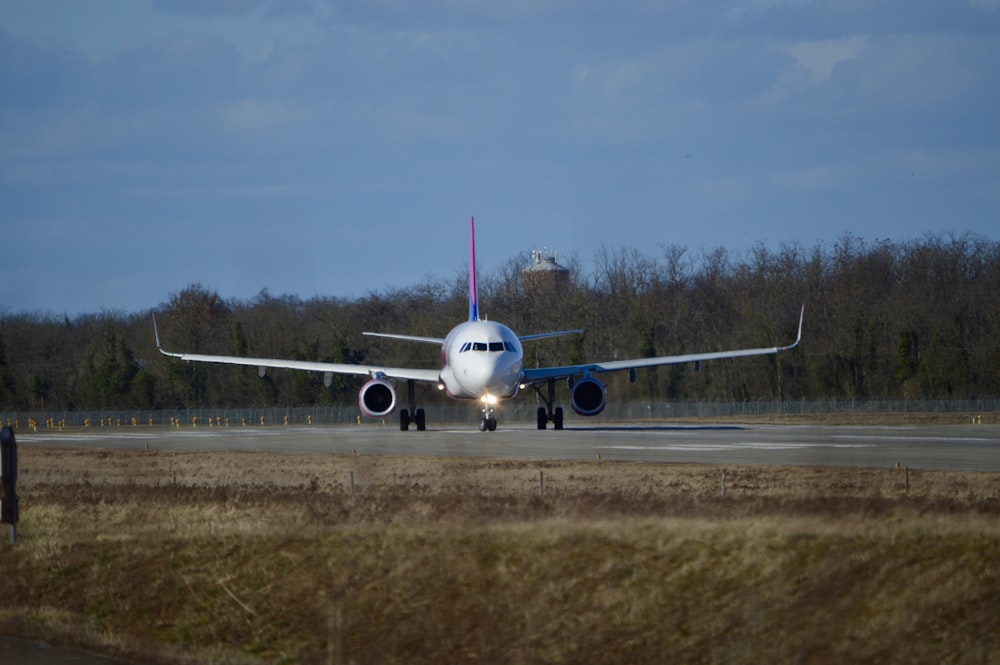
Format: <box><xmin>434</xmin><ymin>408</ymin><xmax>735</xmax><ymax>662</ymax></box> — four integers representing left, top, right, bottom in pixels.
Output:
<box><xmin>2</xmin><ymin>444</ymin><xmax>999</xmax><ymax>664</ymax></box>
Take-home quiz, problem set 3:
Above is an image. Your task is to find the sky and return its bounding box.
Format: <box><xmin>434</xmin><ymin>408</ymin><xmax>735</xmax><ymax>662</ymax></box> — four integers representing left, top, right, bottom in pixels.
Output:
<box><xmin>2</xmin><ymin>0</ymin><xmax>999</xmax><ymax>317</ymax></box>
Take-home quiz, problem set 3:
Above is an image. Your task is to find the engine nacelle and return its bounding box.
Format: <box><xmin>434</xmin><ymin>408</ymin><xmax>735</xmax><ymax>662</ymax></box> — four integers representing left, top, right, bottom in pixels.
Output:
<box><xmin>570</xmin><ymin>376</ymin><xmax>607</xmax><ymax>416</ymax></box>
<box><xmin>359</xmin><ymin>378</ymin><xmax>396</xmax><ymax>418</ymax></box>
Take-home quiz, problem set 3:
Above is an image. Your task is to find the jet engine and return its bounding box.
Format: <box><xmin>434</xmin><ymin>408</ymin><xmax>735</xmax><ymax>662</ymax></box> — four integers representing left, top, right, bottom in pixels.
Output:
<box><xmin>359</xmin><ymin>378</ymin><xmax>396</xmax><ymax>418</ymax></box>
<box><xmin>570</xmin><ymin>376</ymin><xmax>607</xmax><ymax>416</ymax></box>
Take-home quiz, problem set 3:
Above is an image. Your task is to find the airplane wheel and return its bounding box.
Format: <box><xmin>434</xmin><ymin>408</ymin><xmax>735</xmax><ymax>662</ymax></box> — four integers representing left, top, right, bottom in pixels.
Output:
<box><xmin>415</xmin><ymin>408</ymin><xmax>426</xmax><ymax>431</ymax></box>
<box><xmin>487</xmin><ymin>416</ymin><xmax>497</xmax><ymax>432</ymax></box>
<box><xmin>400</xmin><ymin>409</ymin><xmax>410</xmax><ymax>431</ymax></box>
<box><xmin>479</xmin><ymin>418</ymin><xmax>489</xmax><ymax>432</ymax></box>
<box><xmin>537</xmin><ymin>407</ymin><xmax>547</xmax><ymax>430</ymax></box>
<box><xmin>553</xmin><ymin>407</ymin><xmax>564</xmax><ymax>430</ymax></box>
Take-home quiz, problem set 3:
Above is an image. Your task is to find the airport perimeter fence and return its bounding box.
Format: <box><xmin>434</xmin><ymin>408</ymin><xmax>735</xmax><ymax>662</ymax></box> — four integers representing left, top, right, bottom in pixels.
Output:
<box><xmin>4</xmin><ymin>398</ymin><xmax>999</xmax><ymax>431</ymax></box>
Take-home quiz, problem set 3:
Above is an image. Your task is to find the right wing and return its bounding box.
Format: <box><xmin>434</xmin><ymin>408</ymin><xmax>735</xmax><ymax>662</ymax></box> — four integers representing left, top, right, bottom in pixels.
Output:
<box><xmin>522</xmin><ymin>305</ymin><xmax>804</xmax><ymax>384</ymax></box>
<box><xmin>519</xmin><ymin>329</ymin><xmax>584</xmax><ymax>342</ymax></box>
<box><xmin>153</xmin><ymin>316</ymin><xmax>441</xmax><ymax>383</ymax></box>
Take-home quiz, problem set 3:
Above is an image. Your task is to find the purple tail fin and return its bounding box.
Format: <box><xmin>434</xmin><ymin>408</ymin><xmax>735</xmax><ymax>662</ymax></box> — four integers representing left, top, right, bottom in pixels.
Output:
<box><xmin>469</xmin><ymin>216</ymin><xmax>479</xmax><ymax>321</ymax></box>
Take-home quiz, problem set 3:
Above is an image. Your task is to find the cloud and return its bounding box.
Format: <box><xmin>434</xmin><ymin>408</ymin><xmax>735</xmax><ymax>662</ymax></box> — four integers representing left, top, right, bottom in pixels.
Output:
<box><xmin>770</xmin><ymin>163</ymin><xmax>847</xmax><ymax>192</ymax></box>
<box><xmin>152</xmin><ymin>0</ymin><xmax>269</xmax><ymax>17</ymax></box>
<box><xmin>571</xmin><ymin>58</ymin><xmax>655</xmax><ymax>107</ymax></box>
<box><xmin>725</xmin><ymin>0</ymin><xmax>816</xmax><ymax>20</ymax></box>
<box><xmin>762</xmin><ymin>36</ymin><xmax>867</xmax><ymax>104</ymax></box>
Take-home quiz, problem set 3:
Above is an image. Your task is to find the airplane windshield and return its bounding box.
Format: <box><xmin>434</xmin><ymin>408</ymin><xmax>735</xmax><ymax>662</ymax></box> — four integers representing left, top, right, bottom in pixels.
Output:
<box><xmin>459</xmin><ymin>341</ymin><xmax>516</xmax><ymax>353</ymax></box>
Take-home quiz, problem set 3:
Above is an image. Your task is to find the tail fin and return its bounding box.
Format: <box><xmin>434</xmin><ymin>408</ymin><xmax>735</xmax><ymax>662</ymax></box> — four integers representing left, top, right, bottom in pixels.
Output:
<box><xmin>468</xmin><ymin>215</ymin><xmax>479</xmax><ymax>321</ymax></box>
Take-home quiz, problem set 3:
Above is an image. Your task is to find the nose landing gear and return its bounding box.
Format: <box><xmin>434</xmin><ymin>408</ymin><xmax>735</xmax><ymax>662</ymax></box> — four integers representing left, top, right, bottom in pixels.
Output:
<box><xmin>479</xmin><ymin>400</ymin><xmax>498</xmax><ymax>431</ymax></box>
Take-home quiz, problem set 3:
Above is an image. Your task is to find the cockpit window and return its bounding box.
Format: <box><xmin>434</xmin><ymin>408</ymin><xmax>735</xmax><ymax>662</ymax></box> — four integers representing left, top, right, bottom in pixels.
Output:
<box><xmin>460</xmin><ymin>340</ymin><xmax>516</xmax><ymax>353</ymax></box>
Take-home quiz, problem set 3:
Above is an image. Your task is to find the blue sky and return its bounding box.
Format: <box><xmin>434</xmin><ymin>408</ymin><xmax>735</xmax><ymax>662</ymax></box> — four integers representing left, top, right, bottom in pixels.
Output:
<box><xmin>2</xmin><ymin>1</ymin><xmax>999</xmax><ymax>316</ymax></box>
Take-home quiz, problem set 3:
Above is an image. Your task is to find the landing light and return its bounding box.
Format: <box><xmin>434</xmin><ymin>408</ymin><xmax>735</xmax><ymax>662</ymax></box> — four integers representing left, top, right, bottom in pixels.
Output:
<box><xmin>480</xmin><ymin>394</ymin><xmax>498</xmax><ymax>405</ymax></box>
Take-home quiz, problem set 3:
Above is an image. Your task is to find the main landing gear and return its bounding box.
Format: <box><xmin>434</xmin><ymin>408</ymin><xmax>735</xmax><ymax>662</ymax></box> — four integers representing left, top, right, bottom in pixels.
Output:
<box><xmin>399</xmin><ymin>407</ymin><xmax>426</xmax><ymax>431</ymax></box>
<box><xmin>399</xmin><ymin>380</ymin><xmax>427</xmax><ymax>431</ymax></box>
<box><xmin>533</xmin><ymin>379</ymin><xmax>564</xmax><ymax>430</ymax></box>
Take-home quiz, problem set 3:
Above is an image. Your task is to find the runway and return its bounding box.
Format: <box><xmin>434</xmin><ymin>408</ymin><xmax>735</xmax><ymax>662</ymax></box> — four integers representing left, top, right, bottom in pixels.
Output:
<box><xmin>15</xmin><ymin>422</ymin><xmax>1000</xmax><ymax>472</ymax></box>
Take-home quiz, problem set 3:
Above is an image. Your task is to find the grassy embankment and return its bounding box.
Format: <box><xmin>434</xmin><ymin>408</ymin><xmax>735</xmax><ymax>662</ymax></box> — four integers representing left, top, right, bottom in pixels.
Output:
<box><xmin>2</xmin><ymin>446</ymin><xmax>998</xmax><ymax>664</ymax></box>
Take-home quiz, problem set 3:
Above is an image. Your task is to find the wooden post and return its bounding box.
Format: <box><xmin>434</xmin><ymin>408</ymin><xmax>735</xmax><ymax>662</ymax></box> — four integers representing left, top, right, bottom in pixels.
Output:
<box><xmin>328</xmin><ymin>598</ymin><xmax>344</xmax><ymax>665</ymax></box>
<box><xmin>3</xmin><ymin>425</ymin><xmax>20</xmax><ymax>544</ymax></box>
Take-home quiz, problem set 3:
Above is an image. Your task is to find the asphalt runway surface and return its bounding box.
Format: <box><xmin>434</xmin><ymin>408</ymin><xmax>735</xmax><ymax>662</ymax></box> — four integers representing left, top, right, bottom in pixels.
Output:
<box><xmin>16</xmin><ymin>422</ymin><xmax>1000</xmax><ymax>472</ymax></box>
<box><xmin>0</xmin><ymin>637</ymin><xmax>130</xmax><ymax>665</ymax></box>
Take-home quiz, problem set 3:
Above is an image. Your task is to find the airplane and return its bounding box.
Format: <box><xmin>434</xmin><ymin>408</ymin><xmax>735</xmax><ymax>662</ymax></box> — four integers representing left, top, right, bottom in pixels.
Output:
<box><xmin>154</xmin><ymin>217</ymin><xmax>803</xmax><ymax>432</ymax></box>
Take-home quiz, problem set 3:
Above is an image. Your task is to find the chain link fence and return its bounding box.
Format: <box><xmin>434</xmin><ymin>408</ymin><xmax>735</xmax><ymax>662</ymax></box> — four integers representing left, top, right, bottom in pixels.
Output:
<box><xmin>5</xmin><ymin>398</ymin><xmax>998</xmax><ymax>430</ymax></box>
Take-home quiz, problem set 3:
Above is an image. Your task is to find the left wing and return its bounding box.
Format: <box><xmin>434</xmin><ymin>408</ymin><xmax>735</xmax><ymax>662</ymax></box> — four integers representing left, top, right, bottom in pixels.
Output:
<box><xmin>154</xmin><ymin>316</ymin><xmax>441</xmax><ymax>383</ymax></box>
<box><xmin>522</xmin><ymin>305</ymin><xmax>804</xmax><ymax>384</ymax></box>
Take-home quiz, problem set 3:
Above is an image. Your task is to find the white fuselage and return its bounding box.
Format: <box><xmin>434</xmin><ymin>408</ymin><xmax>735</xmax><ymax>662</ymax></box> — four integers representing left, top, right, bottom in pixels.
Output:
<box><xmin>438</xmin><ymin>320</ymin><xmax>524</xmax><ymax>400</ymax></box>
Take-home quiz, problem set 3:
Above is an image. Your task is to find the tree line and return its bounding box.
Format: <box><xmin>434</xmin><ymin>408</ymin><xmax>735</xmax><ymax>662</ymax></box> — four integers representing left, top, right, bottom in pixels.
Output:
<box><xmin>1</xmin><ymin>232</ymin><xmax>997</xmax><ymax>413</ymax></box>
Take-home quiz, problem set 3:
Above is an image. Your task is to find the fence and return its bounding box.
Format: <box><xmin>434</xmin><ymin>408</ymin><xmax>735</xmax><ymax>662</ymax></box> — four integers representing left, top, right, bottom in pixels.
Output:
<box><xmin>4</xmin><ymin>398</ymin><xmax>998</xmax><ymax>430</ymax></box>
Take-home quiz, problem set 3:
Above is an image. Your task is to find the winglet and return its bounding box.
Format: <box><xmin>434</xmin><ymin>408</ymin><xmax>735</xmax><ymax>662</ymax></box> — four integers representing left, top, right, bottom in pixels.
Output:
<box><xmin>152</xmin><ymin>313</ymin><xmax>163</xmax><ymax>350</ymax></box>
<box><xmin>152</xmin><ymin>313</ymin><xmax>182</xmax><ymax>359</ymax></box>
<box><xmin>468</xmin><ymin>215</ymin><xmax>479</xmax><ymax>322</ymax></box>
<box><xmin>781</xmin><ymin>304</ymin><xmax>805</xmax><ymax>351</ymax></box>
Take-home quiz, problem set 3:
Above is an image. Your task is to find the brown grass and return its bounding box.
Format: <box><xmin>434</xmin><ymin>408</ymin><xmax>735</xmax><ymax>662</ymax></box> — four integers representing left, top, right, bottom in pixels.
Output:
<box><xmin>2</xmin><ymin>447</ymin><xmax>999</xmax><ymax>664</ymax></box>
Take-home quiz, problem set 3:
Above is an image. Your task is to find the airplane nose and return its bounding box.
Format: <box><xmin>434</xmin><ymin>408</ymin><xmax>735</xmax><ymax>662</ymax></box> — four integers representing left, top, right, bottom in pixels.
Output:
<box><xmin>462</xmin><ymin>353</ymin><xmax>520</xmax><ymax>395</ymax></box>
<box><xmin>484</xmin><ymin>355</ymin><xmax>521</xmax><ymax>392</ymax></box>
